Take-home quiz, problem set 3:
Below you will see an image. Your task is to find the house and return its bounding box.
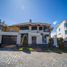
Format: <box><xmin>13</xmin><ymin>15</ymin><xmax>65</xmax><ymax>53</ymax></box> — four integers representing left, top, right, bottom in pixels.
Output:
<box><xmin>0</xmin><ymin>19</ymin><xmax>52</xmax><ymax>47</ymax></box>
<box><xmin>56</xmin><ymin>20</ymin><xmax>67</xmax><ymax>46</ymax></box>
<box><xmin>56</xmin><ymin>20</ymin><xmax>67</xmax><ymax>41</ymax></box>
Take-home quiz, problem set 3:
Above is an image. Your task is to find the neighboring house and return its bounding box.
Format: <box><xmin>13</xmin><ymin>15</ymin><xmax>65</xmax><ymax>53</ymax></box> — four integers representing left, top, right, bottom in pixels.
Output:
<box><xmin>56</xmin><ymin>20</ymin><xmax>67</xmax><ymax>41</ymax></box>
<box><xmin>51</xmin><ymin>32</ymin><xmax>57</xmax><ymax>38</ymax></box>
<box><xmin>0</xmin><ymin>19</ymin><xmax>52</xmax><ymax>47</ymax></box>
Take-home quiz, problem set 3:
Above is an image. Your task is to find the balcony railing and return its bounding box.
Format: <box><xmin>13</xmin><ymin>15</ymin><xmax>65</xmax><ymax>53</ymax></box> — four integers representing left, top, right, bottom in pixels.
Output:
<box><xmin>19</xmin><ymin>30</ymin><xmax>49</xmax><ymax>34</ymax></box>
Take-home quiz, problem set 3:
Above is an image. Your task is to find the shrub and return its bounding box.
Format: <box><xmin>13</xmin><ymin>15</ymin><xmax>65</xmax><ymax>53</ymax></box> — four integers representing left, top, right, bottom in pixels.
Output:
<box><xmin>48</xmin><ymin>38</ymin><xmax>54</xmax><ymax>47</ymax></box>
<box><xmin>19</xmin><ymin>48</ymin><xmax>23</xmax><ymax>51</ymax></box>
<box><xmin>57</xmin><ymin>38</ymin><xmax>64</xmax><ymax>48</ymax></box>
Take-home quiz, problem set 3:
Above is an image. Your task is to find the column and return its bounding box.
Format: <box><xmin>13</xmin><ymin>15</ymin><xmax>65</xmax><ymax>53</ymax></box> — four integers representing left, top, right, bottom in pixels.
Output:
<box><xmin>0</xmin><ymin>35</ymin><xmax>2</xmax><ymax>44</ymax></box>
<box><xmin>16</xmin><ymin>34</ymin><xmax>21</xmax><ymax>46</ymax></box>
<box><xmin>53</xmin><ymin>38</ymin><xmax>58</xmax><ymax>47</ymax></box>
<box><xmin>37</xmin><ymin>26</ymin><xmax>39</xmax><ymax>31</ymax></box>
<box><xmin>46</xmin><ymin>37</ymin><xmax>49</xmax><ymax>44</ymax></box>
<box><xmin>29</xmin><ymin>26</ymin><xmax>31</xmax><ymax>31</ymax></box>
<box><xmin>28</xmin><ymin>33</ymin><xmax>32</xmax><ymax>46</ymax></box>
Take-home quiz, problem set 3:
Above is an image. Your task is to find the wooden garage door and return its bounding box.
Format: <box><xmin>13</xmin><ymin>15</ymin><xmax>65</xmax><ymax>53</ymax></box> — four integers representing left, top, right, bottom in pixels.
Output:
<box><xmin>2</xmin><ymin>35</ymin><xmax>17</xmax><ymax>44</ymax></box>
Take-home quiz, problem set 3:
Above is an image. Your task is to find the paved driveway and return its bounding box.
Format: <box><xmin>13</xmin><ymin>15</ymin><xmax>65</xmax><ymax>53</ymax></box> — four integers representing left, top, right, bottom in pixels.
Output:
<box><xmin>0</xmin><ymin>50</ymin><xmax>67</xmax><ymax>67</ymax></box>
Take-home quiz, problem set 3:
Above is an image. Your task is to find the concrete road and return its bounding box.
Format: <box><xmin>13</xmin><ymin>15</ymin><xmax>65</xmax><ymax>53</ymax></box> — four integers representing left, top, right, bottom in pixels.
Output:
<box><xmin>0</xmin><ymin>50</ymin><xmax>67</xmax><ymax>67</ymax></box>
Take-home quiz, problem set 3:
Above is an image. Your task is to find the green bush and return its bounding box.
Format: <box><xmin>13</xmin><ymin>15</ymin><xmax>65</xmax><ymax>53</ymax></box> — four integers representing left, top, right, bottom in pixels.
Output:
<box><xmin>19</xmin><ymin>48</ymin><xmax>23</xmax><ymax>51</ymax></box>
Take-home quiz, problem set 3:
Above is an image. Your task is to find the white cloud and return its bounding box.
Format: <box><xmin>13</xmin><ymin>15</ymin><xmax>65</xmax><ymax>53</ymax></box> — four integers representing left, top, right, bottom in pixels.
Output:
<box><xmin>53</xmin><ymin>21</ymin><xmax>57</xmax><ymax>25</ymax></box>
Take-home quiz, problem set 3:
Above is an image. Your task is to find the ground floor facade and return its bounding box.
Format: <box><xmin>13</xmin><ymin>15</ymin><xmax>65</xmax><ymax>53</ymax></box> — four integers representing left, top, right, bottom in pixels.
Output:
<box><xmin>0</xmin><ymin>32</ymin><xmax>49</xmax><ymax>47</ymax></box>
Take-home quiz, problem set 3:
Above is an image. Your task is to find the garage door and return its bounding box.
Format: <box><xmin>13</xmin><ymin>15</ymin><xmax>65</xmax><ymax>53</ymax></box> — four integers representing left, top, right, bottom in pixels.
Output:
<box><xmin>2</xmin><ymin>35</ymin><xmax>17</xmax><ymax>44</ymax></box>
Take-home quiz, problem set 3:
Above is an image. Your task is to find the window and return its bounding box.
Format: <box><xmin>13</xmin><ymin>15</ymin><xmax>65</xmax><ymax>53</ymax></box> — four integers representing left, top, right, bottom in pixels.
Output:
<box><xmin>20</xmin><ymin>26</ymin><xmax>29</xmax><ymax>30</ymax></box>
<box><xmin>45</xmin><ymin>29</ymin><xmax>49</xmax><ymax>32</ymax></box>
<box><xmin>39</xmin><ymin>27</ymin><xmax>42</xmax><ymax>30</ymax></box>
<box><xmin>9</xmin><ymin>29</ymin><xmax>16</xmax><ymax>32</ymax></box>
<box><xmin>64</xmin><ymin>23</ymin><xmax>67</xmax><ymax>27</ymax></box>
<box><xmin>0</xmin><ymin>25</ymin><xmax>3</xmax><ymax>30</ymax></box>
<box><xmin>65</xmin><ymin>30</ymin><xmax>67</xmax><ymax>34</ymax></box>
<box><xmin>42</xmin><ymin>36</ymin><xmax>47</xmax><ymax>43</ymax></box>
<box><xmin>43</xmin><ymin>26</ymin><xmax>49</xmax><ymax>32</ymax></box>
<box><xmin>59</xmin><ymin>28</ymin><xmax>60</xmax><ymax>31</ymax></box>
<box><xmin>32</xmin><ymin>26</ymin><xmax>37</xmax><ymax>30</ymax></box>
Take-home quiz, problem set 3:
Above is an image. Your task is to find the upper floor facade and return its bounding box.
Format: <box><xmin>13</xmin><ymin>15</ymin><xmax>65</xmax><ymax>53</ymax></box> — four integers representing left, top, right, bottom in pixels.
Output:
<box><xmin>0</xmin><ymin>20</ymin><xmax>52</xmax><ymax>34</ymax></box>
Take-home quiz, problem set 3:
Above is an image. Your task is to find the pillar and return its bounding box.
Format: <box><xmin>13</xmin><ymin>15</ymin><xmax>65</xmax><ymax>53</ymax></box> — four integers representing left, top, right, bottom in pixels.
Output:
<box><xmin>28</xmin><ymin>33</ymin><xmax>32</xmax><ymax>46</ymax></box>
<box><xmin>16</xmin><ymin>34</ymin><xmax>21</xmax><ymax>46</ymax></box>
<box><xmin>0</xmin><ymin>35</ymin><xmax>2</xmax><ymax>44</ymax></box>
<box><xmin>53</xmin><ymin>38</ymin><xmax>58</xmax><ymax>47</ymax></box>
<box><xmin>37</xmin><ymin>26</ymin><xmax>39</xmax><ymax>31</ymax></box>
<box><xmin>46</xmin><ymin>37</ymin><xmax>49</xmax><ymax>44</ymax></box>
<box><xmin>29</xmin><ymin>26</ymin><xmax>31</xmax><ymax>31</ymax></box>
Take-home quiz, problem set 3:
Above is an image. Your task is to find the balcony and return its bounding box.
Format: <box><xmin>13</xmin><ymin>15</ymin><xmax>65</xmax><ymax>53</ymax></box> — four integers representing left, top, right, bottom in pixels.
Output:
<box><xmin>19</xmin><ymin>30</ymin><xmax>49</xmax><ymax>35</ymax></box>
<box><xmin>19</xmin><ymin>30</ymin><xmax>38</xmax><ymax>33</ymax></box>
<box><xmin>19</xmin><ymin>30</ymin><xmax>29</xmax><ymax>33</ymax></box>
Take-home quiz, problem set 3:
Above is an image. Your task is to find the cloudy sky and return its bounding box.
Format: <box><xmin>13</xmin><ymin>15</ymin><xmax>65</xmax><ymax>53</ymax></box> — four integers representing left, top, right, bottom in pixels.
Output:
<box><xmin>0</xmin><ymin>0</ymin><xmax>67</xmax><ymax>32</ymax></box>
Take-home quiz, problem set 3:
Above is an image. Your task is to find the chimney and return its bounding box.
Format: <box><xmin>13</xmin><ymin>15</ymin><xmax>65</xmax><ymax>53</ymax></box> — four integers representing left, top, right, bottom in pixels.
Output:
<box><xmin>0</xmin><ymin>19</ymin><xmax>1</xmax><ymax>23</ymax></box>
<box><xmin>29</xmin><ymin>19</ymin><xmax>32</xmax><ymax>23</ymax></box>
<box><xmin>2</xmin><ymin>21</ymin><xmax>5</xmax><ymax>24</ymax></box>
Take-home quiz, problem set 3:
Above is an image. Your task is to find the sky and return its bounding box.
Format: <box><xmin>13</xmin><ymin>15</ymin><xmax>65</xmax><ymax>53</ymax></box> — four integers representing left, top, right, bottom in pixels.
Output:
<box><xmin>0</xmin><ymin>0</ymin><xmax>67</xmax><ymax>32</ymax></box>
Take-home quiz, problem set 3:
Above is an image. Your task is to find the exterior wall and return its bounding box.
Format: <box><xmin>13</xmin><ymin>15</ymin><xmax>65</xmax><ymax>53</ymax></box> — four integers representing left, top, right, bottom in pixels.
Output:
<box><xmin>28</xmin><ymin>32</ymin><xmax>42</xmax><ymax>45</ymax></box>
<box><xmin>3</xmin><ymin>26</ymin><xmax>20</xmax><ymax>32</ymax></box>
<box><xmin>46</xmin><ymin>37</ymin><xmax>49</xmax><ymax>44</ymax></box>
<box><xmin>57</xmin><ymin>21</ymin><xmax>66</xmax><ymax>39</ymax></box>
<box><xmin>0</xmin><ymin>32</ymin><xmax>18</xmax><ymax>35</ymax></box>
<box><xmin>17</xmin><ymin>34</ymin><xmax>21</xmax><ymax>46</ymax></box>
<box><xmin>0</xmin><ymin>35</ymin><xmax>2</xmax><ymax>44</ymax></box>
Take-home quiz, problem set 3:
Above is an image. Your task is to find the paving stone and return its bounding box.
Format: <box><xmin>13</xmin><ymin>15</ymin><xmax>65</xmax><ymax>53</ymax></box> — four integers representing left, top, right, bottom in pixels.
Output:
<box><xmin>0</xmin><ymin>51</ymin><xmax>67</xmax><ymax>67</ymax></box>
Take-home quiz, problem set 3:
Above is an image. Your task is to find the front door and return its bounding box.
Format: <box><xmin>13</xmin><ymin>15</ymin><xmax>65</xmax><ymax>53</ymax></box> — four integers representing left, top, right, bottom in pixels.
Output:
<box><xmin>32</xmin><ymin>36</ymin><xmax>36</xmax><ymax>45</ymax></box>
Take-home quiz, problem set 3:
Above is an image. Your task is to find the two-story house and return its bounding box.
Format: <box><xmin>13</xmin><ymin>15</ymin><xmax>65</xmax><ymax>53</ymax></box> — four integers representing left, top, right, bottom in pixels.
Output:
<box><xmin>0</xmin><ymin>20</ymin><xmax>52</xmax><ymax>47</ymax></box>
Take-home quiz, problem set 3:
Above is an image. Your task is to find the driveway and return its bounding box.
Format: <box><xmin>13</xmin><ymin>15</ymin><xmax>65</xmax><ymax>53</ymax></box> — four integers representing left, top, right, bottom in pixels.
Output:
<box><xmin>0</xmin><ymin>50</ymin><xmax>67</xmax><ymax>67</ymax></box>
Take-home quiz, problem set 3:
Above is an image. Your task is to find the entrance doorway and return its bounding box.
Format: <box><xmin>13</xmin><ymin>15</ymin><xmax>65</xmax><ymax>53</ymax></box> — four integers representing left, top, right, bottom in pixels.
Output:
<box><xmin>21</xmin><ymin>34</ymin><xmax>28</xmax><ymax>46</ymax></box>
<box><xmin>32</xmin><ymin>36</ymin><xmax>37</xmax><ymax>45</ymax></box>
